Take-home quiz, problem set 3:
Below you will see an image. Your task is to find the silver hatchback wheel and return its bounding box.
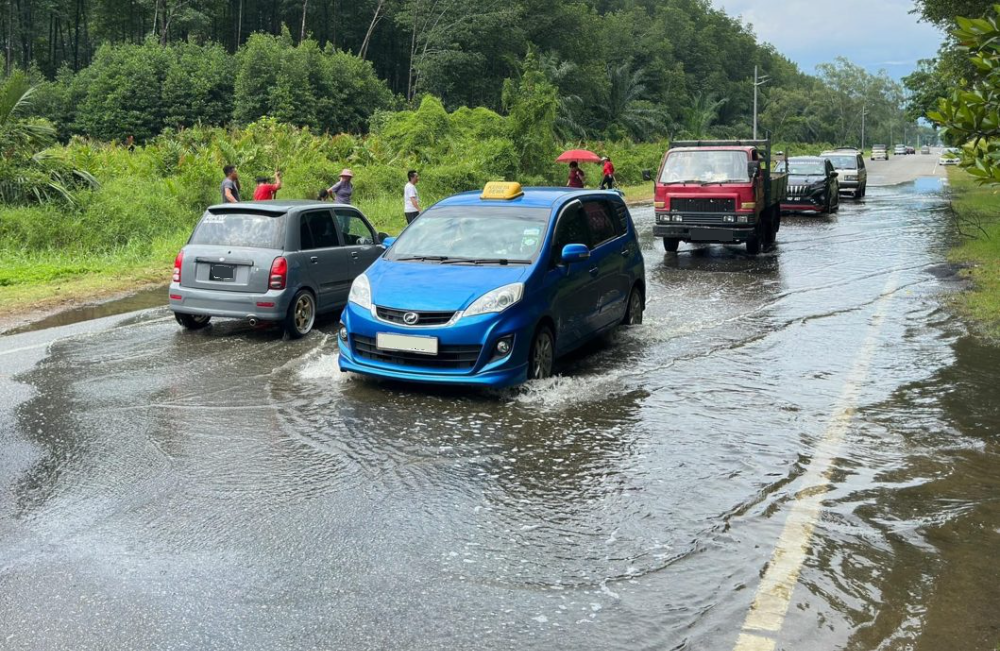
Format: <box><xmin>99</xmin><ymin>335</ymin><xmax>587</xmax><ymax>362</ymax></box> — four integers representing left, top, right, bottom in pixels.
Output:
<box><xmin>529</xmin><ymin>327</ymin><xmax>554</xmax><ymax>381</ymax></box>
<box><xmin>285</xmin><ymin>290</ymin><xmax>316</xmax><ymax>339</ymax></box>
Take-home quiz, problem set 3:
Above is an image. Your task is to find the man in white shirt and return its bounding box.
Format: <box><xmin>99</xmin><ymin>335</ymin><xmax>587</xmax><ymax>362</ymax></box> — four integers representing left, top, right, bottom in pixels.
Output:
<box><xmin>404</xmin><ymin>170</ymin><xmax>420</xmax><ymax>224</ymax></box>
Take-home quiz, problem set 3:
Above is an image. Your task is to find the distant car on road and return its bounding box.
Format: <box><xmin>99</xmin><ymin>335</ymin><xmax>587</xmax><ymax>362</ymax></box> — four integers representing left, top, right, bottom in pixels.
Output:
<box><xmin>939</xmin><ymin>151</ymin><xmax>961</xmax><ymax>166</ymax></box>
<box><xmin>906</xmin><ymin>146</ymin><xmax>916</xmax><ymax>155</ymax></box>
<box><xmin>871</xmin><ymin>145</ymin><xmax>888</xmax><ymax>161</ymax></box>
<box><xmin>894</xmin><ymin>144</ymin><xmax>907</xmax><ymax>155</ymax></box>
<box><xmin>338</xmin><ymin>183</ymin><xmax>647</xmax><ymax>387</ymax></box>
<box><xmin>921</xmin><ymin>145</ymin><xmax>931</xmax><ymax>154</ymax></box>
<box><xmin>777</xmin><ymin>156</ymin><xmax>840</xmax><ymax>214</ymax></box>
<box><xmin>169</xmin><ymin>201</ymin><xmax>385</xmax><ymax>338</ymax></box>
<box><xmin>820</xmin><ymin>149</ymin><xmax>867</xmax><ymax>198</ymax></box>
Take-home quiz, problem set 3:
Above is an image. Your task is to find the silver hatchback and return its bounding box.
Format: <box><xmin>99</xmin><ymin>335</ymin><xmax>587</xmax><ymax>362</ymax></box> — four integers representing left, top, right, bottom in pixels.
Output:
<box><xmin>169</xmin><ymin>201</ymin><xmax>385</xmax><ymax>338</ymax></box>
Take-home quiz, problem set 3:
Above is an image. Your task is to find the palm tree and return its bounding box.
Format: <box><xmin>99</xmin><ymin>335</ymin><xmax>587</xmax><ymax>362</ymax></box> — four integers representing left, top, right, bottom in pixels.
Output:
<box><xmin>678</xmin><ymin>91</ymin><xmax>728</xmax><ymax>139</ymax></box>
<box><xmin>536</xmin><ymin>51</ymin><xmax>588</xmax><ymax>139</ymax></box>
<box><xmin>591</xmin><ymin>62</ymin><xmax>667</xmax><ymax>141</ymax></box>
<box><xmin>0</xmin><ymin>71</ymin><xmax>97</xmax><ymax>205</ymax></box>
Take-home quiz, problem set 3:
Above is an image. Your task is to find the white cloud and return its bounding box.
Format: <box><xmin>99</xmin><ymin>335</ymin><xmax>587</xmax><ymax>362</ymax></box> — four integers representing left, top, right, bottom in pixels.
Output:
<box><xmin>712</xmin><ymin>0</ymin><xmax>944</xmax><ymax>78</ymax></box>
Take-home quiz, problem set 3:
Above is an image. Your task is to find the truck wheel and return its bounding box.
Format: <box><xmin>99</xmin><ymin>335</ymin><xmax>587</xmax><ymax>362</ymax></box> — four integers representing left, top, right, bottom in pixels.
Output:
<box><xmin>662</xmin><ymin>237</ymin><xmax>680</xmax><ymax>252</ymax></box>
<box><xmin>284</xmin><ymin>289</ymin><xmax>316</xmax><ymax>339</ymax></box>
<box><xmin>746</xmin><ymin>232</ymin><xmax>761</xmax><ymax>256</ymax></box>
<box><xmin>175</xmin><ymin>313</ymin><xmax>211</xmax><ymax>330</ymax></box>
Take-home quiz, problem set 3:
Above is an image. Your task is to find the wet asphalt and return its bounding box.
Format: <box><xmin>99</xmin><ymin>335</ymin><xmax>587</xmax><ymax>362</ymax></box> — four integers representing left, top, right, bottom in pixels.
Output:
<box><xmin>1</xmin><ymin>156</ymin><xmax>998</xmax><ymax>650</ymax></box>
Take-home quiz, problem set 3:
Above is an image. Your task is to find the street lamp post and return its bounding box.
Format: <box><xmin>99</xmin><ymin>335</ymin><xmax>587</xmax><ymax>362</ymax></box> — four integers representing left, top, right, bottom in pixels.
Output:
<box><xmin>753</xmin><ymin>65</ymin><xmax>770</xmax><ymax>140</ymax></box>
<box><xmin>861</xmin><ymin>104</ymin><xmax>866</xmax><ymax>151</ymax></box>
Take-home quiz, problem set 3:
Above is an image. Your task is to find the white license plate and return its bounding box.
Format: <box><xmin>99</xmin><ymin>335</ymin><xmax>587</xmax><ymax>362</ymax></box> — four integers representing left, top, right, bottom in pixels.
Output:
<box><xmin>376</xmin><ymin>333</ymin><xmax>439</xmax><ymax>355</ymax></box>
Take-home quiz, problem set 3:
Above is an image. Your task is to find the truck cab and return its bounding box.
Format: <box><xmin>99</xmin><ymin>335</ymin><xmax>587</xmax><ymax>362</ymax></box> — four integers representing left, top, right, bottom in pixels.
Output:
<box><xmin>649</xmin><ymin>140</ymin><xmax>787</xmax><ymax>255</ymax></box>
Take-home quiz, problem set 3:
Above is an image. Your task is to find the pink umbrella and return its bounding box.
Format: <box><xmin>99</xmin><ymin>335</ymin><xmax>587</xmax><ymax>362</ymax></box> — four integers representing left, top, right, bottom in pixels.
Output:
<box><xmin>555</xmin><ymin>149</ymin><xmax>602</xmax><ymax>164</ymax></box>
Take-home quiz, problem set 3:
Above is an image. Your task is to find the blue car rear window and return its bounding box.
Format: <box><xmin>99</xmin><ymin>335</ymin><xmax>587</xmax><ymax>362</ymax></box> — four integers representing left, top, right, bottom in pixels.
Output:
<box><xmin>190</xmin><ymin>212</ymin><xmax>285</xmax><ymax>249</ymax></box>
<box><xmin>387</xmin><ymin>206</ymin><xmax>551</xmax><ymax>263</ymax></box>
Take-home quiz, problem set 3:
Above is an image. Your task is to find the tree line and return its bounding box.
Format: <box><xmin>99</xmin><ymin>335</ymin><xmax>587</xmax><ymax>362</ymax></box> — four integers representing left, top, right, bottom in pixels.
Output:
<box><xmin>7</xmin><ymin>0</ymin><xmax>909</xmax><ymax>146</ymax></box>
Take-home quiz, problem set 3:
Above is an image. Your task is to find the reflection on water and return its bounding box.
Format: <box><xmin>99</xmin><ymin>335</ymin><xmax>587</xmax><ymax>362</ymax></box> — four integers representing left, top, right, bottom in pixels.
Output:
<box><xmin>4</xmin><ymin>285</ymin><xmax>168</xmax><ymax>335</ymax></box>
<box><xmin>2</xmin><ymin>179</ymin><xmax>998</xmax><ymax>650</ymax></box>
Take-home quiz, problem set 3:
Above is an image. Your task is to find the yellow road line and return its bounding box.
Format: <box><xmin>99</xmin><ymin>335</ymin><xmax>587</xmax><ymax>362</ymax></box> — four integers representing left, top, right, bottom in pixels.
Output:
<box><xmin>733</xmin><ymin>273</ymin><xmax>899</xmax><ymax>650</ymax></box>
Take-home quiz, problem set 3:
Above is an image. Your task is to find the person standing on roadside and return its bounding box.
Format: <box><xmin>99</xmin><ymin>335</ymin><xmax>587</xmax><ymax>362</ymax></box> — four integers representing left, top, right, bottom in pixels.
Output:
<box><xmin>404</xmin><ymin>170</ymin><xmax>420</xmax><ymax>224</ymax></box>
<box><xmin>328</xmin><ymin>169</ymin><xmax>355</xmax><ymax>204</ymax></box>
<box><xmin>253</xmin><ymin>169</ymin><xmax>282</xmax><ymax>201</ymax></box>
<box><xmin>221</xmin><ymin>165</ymin><xmax>241</xmax><ymax>203</ymax></box>
<box><xmin>600</xmin><ymin>156</ymin><xmax>616</xmax><ymax>190</ymax></box>
<box><xmin>567</xmin><ymin>161</ymin><xmax>585</xmax><ymax>188</ymax></box>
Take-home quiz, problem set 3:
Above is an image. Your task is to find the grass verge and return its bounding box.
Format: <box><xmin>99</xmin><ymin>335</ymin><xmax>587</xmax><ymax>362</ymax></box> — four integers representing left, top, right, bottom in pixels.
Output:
<box><xmin>947</xmin><ymin>168</ymin><xmax>1000</xmax><ymax>336</ymax></box>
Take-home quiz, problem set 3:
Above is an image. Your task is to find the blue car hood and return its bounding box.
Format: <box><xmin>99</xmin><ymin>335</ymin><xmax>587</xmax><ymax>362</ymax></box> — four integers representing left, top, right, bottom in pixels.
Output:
<box><xmin>368</xmin><ymin>261</ymin><xmax>531</xmax><ymax>311</ymax></box>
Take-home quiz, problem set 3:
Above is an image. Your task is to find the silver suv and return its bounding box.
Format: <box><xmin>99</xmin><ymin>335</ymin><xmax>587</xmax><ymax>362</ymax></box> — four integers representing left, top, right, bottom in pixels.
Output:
<box><xmin>820</xmin><ymin>149</ymin><xmax>867</xmax><ymax>199</ymax></box>
<box><xmin>169</xmin><ymin>201</ymin><xmax>385</xmax><ymax>338</ymax></box>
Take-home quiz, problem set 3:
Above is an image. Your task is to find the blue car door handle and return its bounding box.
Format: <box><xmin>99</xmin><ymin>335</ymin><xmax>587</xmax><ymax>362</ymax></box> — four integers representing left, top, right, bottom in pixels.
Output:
<box><xmin>589</xmin><ymin>266</ymin><xmax>599</xmax><ymax>277</ymax></box>
<box><xmin>620</xmin><ymin>246</ymin><xmax>631</xmax><ymax>257</ymax></box>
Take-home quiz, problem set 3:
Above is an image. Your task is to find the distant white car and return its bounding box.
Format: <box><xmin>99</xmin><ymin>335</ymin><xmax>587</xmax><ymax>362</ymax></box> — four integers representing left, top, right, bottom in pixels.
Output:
<box><xmin>939</xmin><ymin>155</ymin><xmax>961</xmax><ymax>166</ymax></box>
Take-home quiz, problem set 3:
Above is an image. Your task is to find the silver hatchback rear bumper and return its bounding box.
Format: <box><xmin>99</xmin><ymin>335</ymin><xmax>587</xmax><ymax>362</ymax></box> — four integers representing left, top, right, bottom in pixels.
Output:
<box><xmin>168</xmin><ymin>283</ymin><xmax>292</xmax><ymax>321</ymax></box>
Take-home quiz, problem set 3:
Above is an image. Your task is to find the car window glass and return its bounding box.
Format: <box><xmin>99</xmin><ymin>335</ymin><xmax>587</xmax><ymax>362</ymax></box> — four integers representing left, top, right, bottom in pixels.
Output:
<box><xmin>584</xmin><ymin>201</ymin><xmax>618</xmax><ymax>245</ymax></box>
<box><xmin>304</xmin><ymin>211</ymin><xmax>339</xmax><ymax>249</ymax></box>
<box><xmin>190</xmin><ymin>212</ymin><xmax>284</xmax><ymax>249</ymax></box>
<box><xmin>299</xmin><ymin>215</ymin><xmax>315</xmax><ymax>250</ymax></box>
<box><xmin>335</xmin><ymin>209</ymin><xmax>376</xmax><ymax>246</ymax></box>
<box><xmin>552</xmin><ymin>205</ymin><xmax>592</xmax><ymax>262</ymax></box>
<box><xmin>614</xmin><ymin>201</ymin><xmax>630</xmax><ymax>233</ymax></box>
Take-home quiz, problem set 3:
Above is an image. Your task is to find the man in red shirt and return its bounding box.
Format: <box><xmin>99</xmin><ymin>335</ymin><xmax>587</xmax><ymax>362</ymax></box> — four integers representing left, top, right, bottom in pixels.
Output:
<box><xmin>600</xmin><ymin>157</ymin><xmax>616</xmax><ymax>190</ymax></box>
<box><xmin>253</xmin><ymin>169</ymin><xmax>282</xmax><ymax>201</ymax></box>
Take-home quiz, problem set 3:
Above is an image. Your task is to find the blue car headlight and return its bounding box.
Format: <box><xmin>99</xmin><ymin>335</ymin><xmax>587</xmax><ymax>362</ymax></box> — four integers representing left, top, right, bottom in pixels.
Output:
<box><xmin>348</xmin><ymin>274</ymin><xmax>371</xmax><ymax>310</ymax></box>
<box><xmin>463</xmin><ymin>283</ymin><xmax>524</xmax><ymax>318</ymax></box>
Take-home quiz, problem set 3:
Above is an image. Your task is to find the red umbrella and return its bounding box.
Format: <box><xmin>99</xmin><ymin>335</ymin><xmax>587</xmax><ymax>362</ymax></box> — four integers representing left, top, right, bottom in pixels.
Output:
<box><xmin>556</xmin><ymin>149</ymin><xmax>601</xmax><ymax>164</ymax></box>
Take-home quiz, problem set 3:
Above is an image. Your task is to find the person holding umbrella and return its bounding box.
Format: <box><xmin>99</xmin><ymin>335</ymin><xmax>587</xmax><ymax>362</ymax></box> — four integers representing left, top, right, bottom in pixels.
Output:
<box><xmin>556</xmin><ymin>148</ymin><xmax>601</xmax><ymax>189</ymax></box>
<box><xmin>567</xmin><ymin>162</ymin><xmax>585</xmax><ymax>188</ymax></box>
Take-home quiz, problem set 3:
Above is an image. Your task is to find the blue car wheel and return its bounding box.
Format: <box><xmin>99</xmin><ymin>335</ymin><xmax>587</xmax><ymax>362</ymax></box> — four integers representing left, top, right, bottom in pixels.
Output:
<box><xmin>529</xmin><ymin>326</ymin><xmax>555</xmax><ymax>380</ymax></box>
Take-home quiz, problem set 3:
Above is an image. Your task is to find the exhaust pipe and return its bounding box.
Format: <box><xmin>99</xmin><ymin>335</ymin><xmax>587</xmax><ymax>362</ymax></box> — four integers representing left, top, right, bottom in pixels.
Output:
<box><xmin>248</xmin><ymin>318</ymin><xmax>258</xmax><ymax>327</ymax></box>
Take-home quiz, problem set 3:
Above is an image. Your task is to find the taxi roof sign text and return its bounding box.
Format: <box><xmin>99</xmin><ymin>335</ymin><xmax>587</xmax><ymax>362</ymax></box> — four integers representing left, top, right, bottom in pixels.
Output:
<box><xmin>481</xmin><ymin>182</ymin><xmax>524</xmax><ymax>201</ymax></box>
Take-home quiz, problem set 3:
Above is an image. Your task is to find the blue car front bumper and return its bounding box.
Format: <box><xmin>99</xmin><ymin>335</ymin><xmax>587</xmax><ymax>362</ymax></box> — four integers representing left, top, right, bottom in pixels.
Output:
<box><xmin>337</xmin><ymin>302</ymin><xmax>533</xmax><ymax>388</ymax></box>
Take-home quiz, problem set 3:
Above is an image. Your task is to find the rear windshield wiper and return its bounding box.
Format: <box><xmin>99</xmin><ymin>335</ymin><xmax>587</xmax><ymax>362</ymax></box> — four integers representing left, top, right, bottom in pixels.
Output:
<box><xmin>395</xmin><ymin>255</ymin><xmax>450</xmax><ymax>262</ymax></box>
<box><xmin>440</xmin><ymin>257</ymin><xmax>532</xmax><ymax>265</ymax></box>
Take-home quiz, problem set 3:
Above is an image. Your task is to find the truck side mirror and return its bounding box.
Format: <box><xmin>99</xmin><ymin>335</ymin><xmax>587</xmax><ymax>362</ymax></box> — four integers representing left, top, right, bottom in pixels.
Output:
<box><xmin>748</xmin><ymin>162</ymin><xmax>760</xmax><ymax>178</ymax></box>
<box><xmin>641</xmin><ymin>169</ymin><xmax>653</xmax><ymax>182</ymax></box>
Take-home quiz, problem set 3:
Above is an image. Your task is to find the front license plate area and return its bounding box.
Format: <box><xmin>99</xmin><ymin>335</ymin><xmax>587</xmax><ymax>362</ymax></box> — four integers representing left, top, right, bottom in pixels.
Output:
<box><xmin>211</xmin><ymin>264</ymin><xmax>235</xmax><ymax>281</ymax></box>
<box><xmin>377</xmin><ymin>333</ymin><xmax>438</xmax><ymax>355</ymax></box>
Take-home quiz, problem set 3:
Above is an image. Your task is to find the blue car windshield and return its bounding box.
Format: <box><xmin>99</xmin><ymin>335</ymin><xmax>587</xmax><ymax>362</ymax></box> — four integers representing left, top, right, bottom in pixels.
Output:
<box><xmin>387</xmin><ymin>206</ymin><xmax>551</xmax><ymax>263</ymax></box>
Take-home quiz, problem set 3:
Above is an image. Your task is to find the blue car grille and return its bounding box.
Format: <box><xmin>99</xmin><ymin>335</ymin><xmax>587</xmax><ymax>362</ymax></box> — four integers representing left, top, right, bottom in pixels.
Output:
<box><xmin>375</xmin><ymin>306</ymin><xmax>456</xmax><ymax>326</ymax></box>
<box><xmin>671</xmin><ymin>197</ymin><xmax>736</xmax><ymax>213</ymax></box>
<box><xmin>352</xmin><ymin>334</ymin><xmax>481</xmax><ymax>370</ymax></box>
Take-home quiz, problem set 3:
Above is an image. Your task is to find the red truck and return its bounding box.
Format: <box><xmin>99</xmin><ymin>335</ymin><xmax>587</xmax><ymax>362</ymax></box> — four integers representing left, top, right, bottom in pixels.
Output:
<box><xmin>646</xmin><ymin>139</ymin><xmax>788</xmax><ymax>255</ymax></box>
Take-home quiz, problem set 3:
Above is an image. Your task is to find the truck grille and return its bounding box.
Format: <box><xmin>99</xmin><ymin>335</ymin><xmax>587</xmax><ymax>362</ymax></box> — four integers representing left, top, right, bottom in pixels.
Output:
<box><xmin>375</xmin><ymin>306</ymin><xmax>456</xmax><ymax>326</ymax></box>
<box><xmin>353</xmin><ymin>334</ymin><xmax>481</xmax><ymax>370</ymax></box>
<box><xmin>671</xmin><ymin>197</ymin><xmax>736</xmax><ymax>213</ymax></box>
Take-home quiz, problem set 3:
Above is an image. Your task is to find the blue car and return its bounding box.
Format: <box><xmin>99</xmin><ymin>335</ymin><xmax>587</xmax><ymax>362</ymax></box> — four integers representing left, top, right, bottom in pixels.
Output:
<box><xmin>337</xmin><ymin>183</ymin><xmax>646</xmax><ymax>387</ymax></box>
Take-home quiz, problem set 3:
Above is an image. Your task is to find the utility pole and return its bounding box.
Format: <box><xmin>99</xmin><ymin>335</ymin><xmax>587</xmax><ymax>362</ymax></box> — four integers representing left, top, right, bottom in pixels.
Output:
<box><xmin>753</xmin><ymin>65</ymin><xmax>769</xmax><ymax>140</ymax></box>
<box><xmin>861</xmin><ymin>104</ymin><xmax>866</xmax><ymax>151</ymax></box>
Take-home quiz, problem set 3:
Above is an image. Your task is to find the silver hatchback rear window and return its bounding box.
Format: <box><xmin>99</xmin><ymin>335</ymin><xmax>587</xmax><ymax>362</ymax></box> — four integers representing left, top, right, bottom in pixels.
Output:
<box><xmin>190</xmin><ymin>211</ymin><xmax>285</xmax><ymax>249</ymax></box>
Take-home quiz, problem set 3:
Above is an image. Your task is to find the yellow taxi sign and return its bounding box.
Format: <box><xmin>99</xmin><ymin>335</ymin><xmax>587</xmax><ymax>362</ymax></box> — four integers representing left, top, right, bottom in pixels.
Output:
<box><xmin>481</xmin><ymin>181</ymin><xmax>524</xmax><ymax>201</ymax></box>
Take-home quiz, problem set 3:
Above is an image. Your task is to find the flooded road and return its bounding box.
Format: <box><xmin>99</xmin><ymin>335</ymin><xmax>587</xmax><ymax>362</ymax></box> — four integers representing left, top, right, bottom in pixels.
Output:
<box><xmin>2</xmin><ymin>168</ymin><xmax>998</xmax><ymax>649</ymax></box>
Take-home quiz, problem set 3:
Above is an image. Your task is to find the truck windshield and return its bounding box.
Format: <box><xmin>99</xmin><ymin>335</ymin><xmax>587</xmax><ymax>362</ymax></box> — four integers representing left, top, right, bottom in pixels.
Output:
<box><xmin>190</xmin><ymin>212</ymin><xmax>284</xmax><ymax>249</ymax></box>
<box><xmin>823</xmin><ymin>155</ymin><xmax>858</xmax><ymax>170</ymax></box>
<box><xmin>660</xmin><ymin>151</ymin><xmax>749</xmax><ymax>184</ymax></box>
<box><xmin>386</xmin><ymin>206</ymin><xmax>551</xmax><ymax>263</ymax></box>
<box><xmin>778</xmin><ymin>161</ymin><xmax>826</xmax><ymax>175</ymax></box>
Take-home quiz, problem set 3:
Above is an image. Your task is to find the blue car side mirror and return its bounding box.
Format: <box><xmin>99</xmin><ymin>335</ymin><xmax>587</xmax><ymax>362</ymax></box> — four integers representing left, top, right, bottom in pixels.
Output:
<box><xmin>381</xmin><ymin>236</ymin><xmax>397</xmax><ymax>248</ymax></box>
<box><xmin>561</xmin><ymin>243</ymin><xmax>590</xmax><ymax>263</ymax></box>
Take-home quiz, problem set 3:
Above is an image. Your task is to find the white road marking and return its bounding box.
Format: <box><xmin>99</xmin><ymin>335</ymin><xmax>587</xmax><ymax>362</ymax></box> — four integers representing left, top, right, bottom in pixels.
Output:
<box><xmin>733</xmin><ymin>273</ymin><xmax>899</xmax><ymax>651</ymax></box>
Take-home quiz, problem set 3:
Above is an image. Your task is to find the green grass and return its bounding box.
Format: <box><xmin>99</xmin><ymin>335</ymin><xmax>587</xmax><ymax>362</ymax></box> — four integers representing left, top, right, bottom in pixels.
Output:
<box><xmin>947</xmin><ymin>168</ymin><xmax>1000</xmax><ymax>336</ymax></box>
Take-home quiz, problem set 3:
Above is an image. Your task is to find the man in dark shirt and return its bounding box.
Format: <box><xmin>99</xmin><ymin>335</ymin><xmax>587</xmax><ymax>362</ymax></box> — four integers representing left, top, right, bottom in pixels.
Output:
<box><xmin>221</xmin><ymin>165</ymin><xmax>240</xmax><ymax>203</ymax></box>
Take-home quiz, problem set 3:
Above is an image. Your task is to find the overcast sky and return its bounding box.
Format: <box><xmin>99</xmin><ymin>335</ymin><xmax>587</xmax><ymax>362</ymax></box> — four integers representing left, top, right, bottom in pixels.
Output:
<box><xmin>712</xmin><ymin>0</ymin><xmax>945</xmax><ymax>79</ymax></box>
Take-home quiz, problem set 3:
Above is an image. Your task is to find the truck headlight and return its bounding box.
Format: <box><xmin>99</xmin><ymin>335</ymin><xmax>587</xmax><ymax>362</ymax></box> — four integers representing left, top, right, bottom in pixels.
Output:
<box><xmin>348</xmin><ymin>274</ymin><xmax>372</xmax><ymax>310</ymax></box>
<box><xmin>464</xmin><ymin>283</ymin><xmax>524</xmax><ymax>318</ymax></box>
<box><xmin>672</xmin><ymin>215</ymin><xmax>684</xmax><ymax>223</ymax></box>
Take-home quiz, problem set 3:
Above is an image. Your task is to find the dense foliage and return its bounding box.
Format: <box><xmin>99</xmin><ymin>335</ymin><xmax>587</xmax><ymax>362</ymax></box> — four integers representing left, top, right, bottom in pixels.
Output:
<box><xmin>2</xmin><ymin>0</ymin><xmax>910</xmax><ymax>146</ymax></box>
<box><xmin>927</xmin><ymin>6</ymin><xmax>1000</xmax><ymax>183</ymax></box>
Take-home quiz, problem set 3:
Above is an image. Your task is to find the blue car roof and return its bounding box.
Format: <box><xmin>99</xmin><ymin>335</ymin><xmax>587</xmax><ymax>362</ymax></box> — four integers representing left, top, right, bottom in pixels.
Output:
<box><xmin>435</xmin><ymin>187</ymin><xmax>621</xmax><ymax>210</ymax></box>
